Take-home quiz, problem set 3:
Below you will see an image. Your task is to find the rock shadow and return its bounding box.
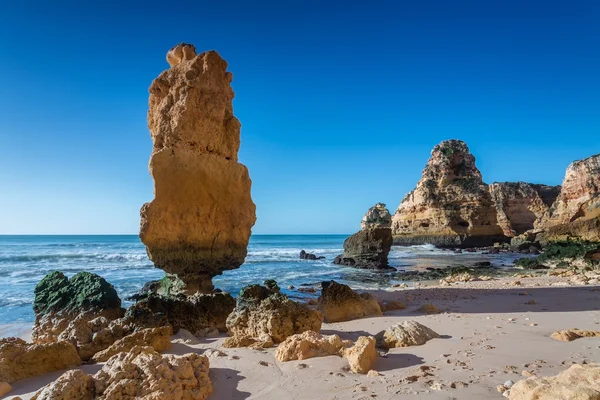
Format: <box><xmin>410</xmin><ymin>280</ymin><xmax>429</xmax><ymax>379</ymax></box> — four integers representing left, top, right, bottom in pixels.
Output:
<box><xmin>375</xmin><ymin>353</ymin><xmax>425</xmax><ymax>372</ymax></box>
<box><xmin>210</xmin><ymin>367</ymin><xmax>250</xmax><ymax>400</ymax></box>
<box><xmin>319</xmin><ymin>329</ymin><xmax>373</xmax><ymax>341</ymax></box>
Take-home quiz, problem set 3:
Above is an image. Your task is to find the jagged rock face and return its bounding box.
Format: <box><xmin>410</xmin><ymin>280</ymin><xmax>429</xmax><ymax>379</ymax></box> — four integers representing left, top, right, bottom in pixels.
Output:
<box><xmin>361</xmin><ymin>203</ymin><xmax>392</xmax><ymax>229</ymax></box>
<box><xmin>319</xmin><ymin>281</ymin><xmax>382</xmax><ymax>323</ymax></box>
<box><xmin>489</xmin><ymin>182</ymin><xmax>560</xmax><ymax>237</ymax></box>
<box><xmin>32</xmin><ymin>271</ymin><xmax>123</xmax><ymax>344</ymax></box>
<box><xmin>535</xmin><ymin>154</ymin><xmax>600</xmax><ymax>242</ymax></box>
<box><xmin>334</xmin><ymin>228</ymin><xmax>393</xmax><ymax>269</ymax></box>
<box><xmin>224</xmin><ymin>281</ymin><xmax>323</xmax><ymax>347</ymax></box>
<box><xmin>391</xmin><ymin>140</ymin><xmax>505</xmax><ymax>247</ymax></box>
<box><xmin>0</xmin><ymin>337</ymin><xmax>81</xmax><ymax>384</ymax></box>
<box><xmin>91</xmin><ymin>326</ymin><xmax>172</xmax><ymax>363</ymax></box>
<box><xmin>508</xmin><ymin>363</ymin><xmax>600</xmax><ymax>400</ymax></box>
<box><xmin>32</xmin><ymin>369</ymin><xmax>94</xmax><ymax>400</ymax></box>
<box><xmin>140</xmin><ymin>44</ymin><xmax>256</xmax><ymax>293</ymax></box>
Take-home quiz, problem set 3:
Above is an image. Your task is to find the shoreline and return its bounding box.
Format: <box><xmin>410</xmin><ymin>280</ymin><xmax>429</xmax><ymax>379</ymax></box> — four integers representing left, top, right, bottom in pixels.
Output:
<box><xmin>4</xmin><ymin>273</ymin><xmax>600</xmax><ymax>399</ymax></box>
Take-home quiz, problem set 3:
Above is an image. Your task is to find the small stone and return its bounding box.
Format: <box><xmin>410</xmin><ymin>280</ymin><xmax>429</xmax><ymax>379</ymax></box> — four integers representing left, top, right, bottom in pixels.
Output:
<box><xmin>258</xmin><ymin>360</ymin><xmax>269</xmax><ymax>366</ymax></box>
<box><xmin>508</xmin><ymin>318</ymin><xmax>516</xmax><ymax>322</ymax></box>
<box><xmin>204</xmin><ymin>349</ymin><xmax>226</xmax><ymax>358</ymax></box>
<box><xmin>530</xmin><ymin>323</ymin><xmax>538</xmax><ymax>327</ymax></box>
<box><xmin>497</xmin><ymin>385</ymin><xmax>507</xmax><ymax>393</ymax></box>
<box><xmin>367</xmin><ymin>370</ymin><xmax>380</xmax><ymax>377</ymax></box>
<box><xmin>228</xmin><ymin>355</ymin><xmax>240</xmax><ymax>360</ymax></box>
<box><xmin>504</xmin><ymin>380</ymin><xmax>514</xmax><ymax>388</ymax></box>
<box><xmin>296</xmin><ymin>363</ymin><xmax>308</xmax><ymax>369</ymax></box>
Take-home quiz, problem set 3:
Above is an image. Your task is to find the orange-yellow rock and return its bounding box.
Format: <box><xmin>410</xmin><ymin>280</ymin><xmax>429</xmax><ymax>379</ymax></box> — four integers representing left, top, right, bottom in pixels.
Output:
<box><xmin>140</xmin><ymin>45</ymin><xmax>256</xmax><ymax>293</ymax></box>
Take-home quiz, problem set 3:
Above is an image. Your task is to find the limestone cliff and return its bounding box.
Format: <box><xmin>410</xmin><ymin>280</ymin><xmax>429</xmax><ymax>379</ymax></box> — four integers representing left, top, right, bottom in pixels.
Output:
<box><xmin>535</xmin><ymin>153</ymin><xmax>600</xmax><ymax>242</ymax></box>
<box><xmin>361</xmin><ymin>203</ymin><xmax>392</xmax><ymax>229</ymax></box>
<box><xmin>391</xmin><ymin>140</ymin><xmax>505</xmax><ymax>247</ymax></box>
<box><xmin>140</xmin><ymin>43</ymin><xmax>256</xmax><ymax>293</ymax></box>
<box><xmin>489</xmin><ymin>182</ymin><xmax>560</xmax><ymax>237</ymax></box>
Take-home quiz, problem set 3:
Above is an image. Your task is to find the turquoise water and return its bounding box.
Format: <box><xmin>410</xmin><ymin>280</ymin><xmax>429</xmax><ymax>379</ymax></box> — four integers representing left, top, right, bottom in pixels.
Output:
<box><xmin>0</xmin><ymin>235</ymin><xmax>520</xmax><ymax>324</ymax></box>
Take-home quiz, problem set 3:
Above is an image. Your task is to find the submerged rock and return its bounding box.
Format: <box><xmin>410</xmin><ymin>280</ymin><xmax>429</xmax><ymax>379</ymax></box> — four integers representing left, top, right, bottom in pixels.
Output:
<box><xmin>299</xmin><ymin>250</ymin><xmax>325</xmax><ymax>260</ymax></box>
<box><xmin>0</xmin><ymin>337</ymin><xmax>81</xmax><ymax>384</ymax></box>
<box><xmin>32</xmin><ymin>271</ymin><xmax>124</xmax><ymax>345</ymax></box>
<box><xmin>224</xmin><ymin>281</ymin><xmax>322</xmax><ymax>348</ymax></box>
<box><xmin>319</xmin><ymin>281</ymin><xmax>382</xmax><ymax>323</ymax></box>
<box><xmin>275</xmin><ymin>331</ymin><xmax>353</xmax><ymax>362</ymax></box>
<box><xmin>508</xmin><ymin>363</ymin><xmax>600</xmax><ymax>400</ymax></box>
<box><xmin>361</xmin><ymin>203</ymin><xmax>393</xmax><ymax>229</ymax></box>
<box><xmin>140</xmin><ymin>43</ymin><xmax>256</xmax><ymax>293</ymax></box>
<box><xmin>334</xmin><ymin>228</ymin><xmax>393</xmax><ymax>270</ymax></box>
<box><xmin>343</xmin><ymin>336</ymin><xmax>377</xmax><ymax>374</ymax></box>
<box><xmin>376</xmin><ymin>320</ymin><xmax>440</xmax><ymax>349</ymax></box>
<box><xmin>391</xmin><ymin>139</ymin><xmax>506</xmax><ymax>247</ymax></box>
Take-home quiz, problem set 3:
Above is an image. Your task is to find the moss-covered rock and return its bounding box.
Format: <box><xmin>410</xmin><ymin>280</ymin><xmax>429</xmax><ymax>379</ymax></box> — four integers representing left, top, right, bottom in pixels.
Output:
<box><xmin>33</xmin><ymin>271</ymin><xmax>121</xmax><ymax>316</ymax></box>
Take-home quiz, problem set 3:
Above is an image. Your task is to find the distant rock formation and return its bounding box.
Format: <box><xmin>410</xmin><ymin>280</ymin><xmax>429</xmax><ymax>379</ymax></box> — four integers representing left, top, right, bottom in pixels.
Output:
<box><xmin>391</xmin><ymin>140</ymin><xmax>505</xmax><ymax>247</ymax></box>
<box><xmin>361</xmin><ymin>203</ymin><xmax>392</xmax><ymax>229</ymax></box>
<box><xmin>534</xmin><ymin>153</ymin><xmax>600</xmax><ymax>243</ymax></box>
<box><xmin>299</xmin><ymin>250</ymin><xmax>325</xmax><ymax>260</ymax></box>
<box><xmin>489</xmin><ymin>182</ymin><xmax>560</xmax><ymax>237</ymax></box>
<box><xmin>140</xmin><ymin>43</ymin><xmax>256</xmax><ymax>293</ymax></box>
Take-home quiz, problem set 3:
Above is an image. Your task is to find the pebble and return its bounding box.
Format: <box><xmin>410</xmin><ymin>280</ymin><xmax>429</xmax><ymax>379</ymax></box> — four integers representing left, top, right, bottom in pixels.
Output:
<box><xmin>258</xmin><ymin>360</ymin><xmax>269</xmax><ymax>366</ymax></box>
<box><xmin>296</xmin><ymin>363</ymin><xmax>308</xmax><ymax>369</ymax></box>
<box><xmin>367</xmin><ymin>370</ymin><xmax>380</xmax><ymax>377</ymax></box>
<box><xmin>496</xmin><ymin>385</ymin><xmax>507</xmax><ymax>393</ymax></box>
<box><xmin>504</xmin><ymin>380</ymin><xmax>514</xmax><ymax>388</ymax></box>
<box><xmin>228</xmin><ymin>355</ymin><xmax>240</xmax><ymax>360</ymax></box>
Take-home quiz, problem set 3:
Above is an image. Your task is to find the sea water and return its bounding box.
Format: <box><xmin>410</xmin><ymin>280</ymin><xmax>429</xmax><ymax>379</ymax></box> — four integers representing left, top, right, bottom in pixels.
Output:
<box><xmin>0</xmin><ymin>235</ymin><xmax>522</xmax><ymax>324</ymax></box>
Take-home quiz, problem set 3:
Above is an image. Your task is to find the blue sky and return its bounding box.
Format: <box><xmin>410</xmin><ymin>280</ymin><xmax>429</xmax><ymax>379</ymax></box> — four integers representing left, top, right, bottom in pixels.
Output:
<box><xmin>0</xmin><ymin>0</ymin><xmax>599</xmax><ymax>234</ymax></box>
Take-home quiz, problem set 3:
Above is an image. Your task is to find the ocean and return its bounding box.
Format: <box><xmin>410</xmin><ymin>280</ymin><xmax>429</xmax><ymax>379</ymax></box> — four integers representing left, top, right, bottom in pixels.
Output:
<box><xmin>0</xmin><ymin>234</ymin><xmax>522</xmax><ymax>324</ymax></box>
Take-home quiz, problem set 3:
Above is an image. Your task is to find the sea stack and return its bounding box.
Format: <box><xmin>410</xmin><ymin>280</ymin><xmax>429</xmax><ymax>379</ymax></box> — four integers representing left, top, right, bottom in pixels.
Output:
<box><xmin>334</xmin><ymin>203</ymin><xmax>393</xmax><ymax>269</ymax></box>
<box><xmin>391</xmin><ymin>140</ymin><xmax>505</xmax><ymax>247</ymax></box>
<box><xmin>534</xmin><ymin>153</ymin><xmax>600</xmax><ymax>242</ymax></box>
<box><xmin>140</xmin><ymin>43</ymin><xmax>256</xmax><ymax>293</ymax></box>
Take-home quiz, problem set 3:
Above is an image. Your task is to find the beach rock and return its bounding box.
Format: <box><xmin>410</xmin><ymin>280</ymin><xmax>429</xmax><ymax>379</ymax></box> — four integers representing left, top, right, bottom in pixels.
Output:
<box><xmin>319</xmin><ymin>281</ymin><xmax>382</xmax><ymax>323</ymax></box>
<box><xmin>31</xmin><ymin>369</ymin><xmax>94</xmax><ymax>400</ymax></box>
<box><xmin>551</xmin><ymin>329</ymin><xmax>600</xmax><ymax>342</ymax></box>
<box><xmin>91</xmin><ymin>326</ymin><xmax>172</xmax><ymax>363</ymax></box>
<box><xmin>333</xmin><ymin>227</ymin><xmax>393</xmax><ymax>269</ymax></box>
<box><xmin>378</xmin><ymin>300</ymin><xmax>407</xmax><ymax>312</ymax></box>
<box><xmin>343</xmin><ymin>336</ymin><xmax>377</xmax><ymax>374</ymax></box>
<box><xmin>299</xmin><ymin>250</ymin><xmax>325</xmax><ymax>260</ymax></box>
<box><xmin>140</xmin><ymin>45</ymin><xmax>256</xmax><ymax>294</ymax></box>
<box><xmin>391</xmin><ymin>139</ymin><xmax>506</xmax><ymax>247</ymax></box>
<box><xmin>275</xmin><ymin>331</ymin><xmax>353</xmax><ymax>362</ymax></box>
<box><xmin>375</xmin><ymin>320</ymin><xmax>440</xmax><ymax>349</ymax></box>
<box><xmin>0</xmin><ymin>337</ymin><xmax>81</xmax><ymax>384</ymax></box>
<box><xmin>489</xmin><ymin>182</ymin><xmax>560</xmax><ymax>237</ymax></box>
<box><xmin>127</xmin><ymin>292</ymin><xmax>235</xmax><ymax>335</ymax></box>
<box><xmin>0</xmin><ymin>382</ymin><xmax>11</xmax><ymax>398</ymax></box>
<box><xmin>417</xmin><ymin>303</ymin><xmax>441</xmax><ymax>314</ymax></box>
<box><xmin>361</xmin><ymin>203</ymin><xmax>393</xmax><ymax>229</ymax></box>
<box><xmin>32</xmin><ymin>271</ymin><xmax>123</xmax><ymax>344</ymax></box>
<box><xmin>508</xmin><ymin>363</ymin><xmax>600</xmax><ymax>400</ymax></box>
<box><xmin>224</xmin><ymin>281</ymin><xmax>322</xmax><ymax>348</ymax></box>
<box><xmin>93</xmin><ymin>346</ymin><xmax>212</xmax><ymax>399</ymax></box>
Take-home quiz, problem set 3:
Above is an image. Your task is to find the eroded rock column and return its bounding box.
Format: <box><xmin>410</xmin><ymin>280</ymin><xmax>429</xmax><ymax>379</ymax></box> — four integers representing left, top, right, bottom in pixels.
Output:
<box><xmin>140</xmin><ymin>43</ymin><xmax>256</xmax><ymax>293</ymax></box>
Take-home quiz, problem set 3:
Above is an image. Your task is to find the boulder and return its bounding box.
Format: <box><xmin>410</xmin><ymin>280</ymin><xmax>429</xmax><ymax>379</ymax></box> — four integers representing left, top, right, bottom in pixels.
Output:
<box><xmin>375</xmin><ymin>320</ymin><xmax>440</xmax><ymax>349</ymax></box>
<box><xmin>224</xmin><ymin>281</ymin><xmax>323</xmax><ymax>348</ymax></box>
<box><xmin>343</xmin><ymin>336</ymin><xmax>377</xmax><ymax>374</ymax></box>
<box><xmin>91</xmin><ymin>326</ymin><xmax>172</xmax><ymax>363</ymax></box>
<box><xmin>275</xmin><ymin>331</ymin><xmax>353</xmax><ymax>362</ymax></box>
<box><xmin>551</xmin><ymin>329</ymin><xmax>600</xmax><ymax>342</ymax></box>
<box><xmin>32</xmin><ymin>271</ymin><xmax>123</xmax><ymax>344</ymax></box>
<box><xmin>319</xmin><ymin>281</ymin><xmax>382</xmax><ymax>323</ymax></box>
<box><xmin>140</xmin><ymin>44</ymin><xmax>256</xmax><ymax>294</ymax></box>
<box><xmin>0</xmin><ymin>337</ymin><xmax>81</xmax><ymax>384</ymax></box>
<box><xmin>31</xmin><ymin>370</ymin><xmax>94</xmax><ymax>400</ymax></box>
<box><xmin>333</xmin><ymin>227</ymin><xmax>393</xmax><ymax>270</ymax></box>
<box><xmin>361</xmin><ymin>203</ymin><xmax>392</xmax><ymax>229</ymax></box>
<box><xmin>391</xmin><ymin>139</ymin><xmax>506</xmax><ymax>247</ymax></box>
<box><xmin>508</xmin><ymin>364</ymin><xmax>600</xmax><ymax>400</ymax></box>
<box><xmin>489</xmin><ymin>182</ymin><xmax>560</xmax><ymax>237</ymax></box>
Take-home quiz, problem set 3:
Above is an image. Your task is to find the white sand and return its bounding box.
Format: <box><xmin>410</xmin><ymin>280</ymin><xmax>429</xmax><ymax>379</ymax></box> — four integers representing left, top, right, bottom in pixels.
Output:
<box><xmin>4</xmin><ymin>275</ymin><xmax>600</xmax><ymax>399</ymax></box>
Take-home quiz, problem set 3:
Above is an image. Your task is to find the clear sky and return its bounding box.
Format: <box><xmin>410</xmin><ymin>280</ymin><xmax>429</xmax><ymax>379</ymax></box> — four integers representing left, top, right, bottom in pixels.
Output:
<box><xmin>0</xmin><ymin>1</ymin><xmax>599</xmax><ymax>235</ymax></box>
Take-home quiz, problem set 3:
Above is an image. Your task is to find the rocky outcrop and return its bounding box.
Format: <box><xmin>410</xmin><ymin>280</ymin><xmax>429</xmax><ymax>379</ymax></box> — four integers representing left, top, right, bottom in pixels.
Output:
<box><xmin>535</xmin><ymin>154</ymin><xmax>600</xmax><ymax>243</ymax></box>
<box><xmin>343</xmin><ymin>336</ymin><xmax>377</xmax><ymax>374</ymax></box>
<box><xmin>127</xmin><ymin>291</ymin><xmax>235</xmax><ymax>336</ymax></box>
<box><xmin>299</xmin><ymin>250</ymin><xmax>325</xmax><ymax>260</ymax></box>
<box><xmin>275</xmin><ymin>331</ymin><xmax>353</xmax><ymax>362</ymax></box>
<box><xmin>375</xmin><ymin>320</ymin><xmax>440</xmax><ymax>349</ymax></box>
<box><xmin>489</xmin><ymin>182</ymin><xmax>560</xmax><ymax>237</ymax></box>
<box><xmin>140</xmin><ymin>43</ymin><xmax>256</xmax><ymax>294</ymax></box>
<box><xmin>91</xmin><ymin>326</ymin><xmax>172</xmax><ymax>363</ymax></box>
<box><xmin>319</xmin><ymin>281</ymin><xmax>382</xmax><ymax>323</ymax></box>
<box><xmin>32</xmin><ymin>271</ymin><xmax>123</xmax><ymax>344</ymax></box>
<box><xmin>33</xmin><ymin>346</ymin><xmax>213</xmax><ymax>400</ymax></box>
<box><xmin>361</xmin><ymin>203</ymin><xmax>392</xmax><ymax>229</ymax></box>
<box><xmin>391</xmin><ymin>140</ymin><xmax>505</xmax><ymax>247</ymax></box>
<box><xmin>0</xmin><ymin>337</ymin><xmax>81</xmax><ymax>384</ymax></box>
<box><xmin>508</xmin><ymin>363</ymin><xmax>600</xmax><ymax>400</ymax></box>
<box><xmin>333</xmin><ymin>228</ymin><xmax>393</xmax><ymax>269</ymax></box>
<box><xmin>224</xmin><ymin>281</ymin><xmax>323</xmax><ymax>348</ymax></box>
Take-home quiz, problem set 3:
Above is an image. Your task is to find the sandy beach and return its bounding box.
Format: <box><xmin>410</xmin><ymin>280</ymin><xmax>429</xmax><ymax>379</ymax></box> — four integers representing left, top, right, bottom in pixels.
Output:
<box><xmin>4</xmin><ymin>273</ymin><xmax>600</xmax><ymax>400</ymax></box>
